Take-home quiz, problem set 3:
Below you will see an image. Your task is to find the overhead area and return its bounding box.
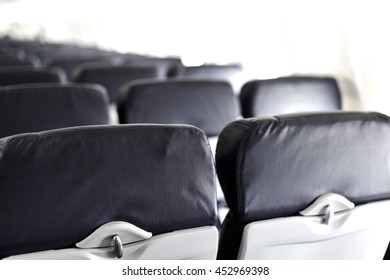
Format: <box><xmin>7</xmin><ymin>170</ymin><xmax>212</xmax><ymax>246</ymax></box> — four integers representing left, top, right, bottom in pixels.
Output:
<box><xmin>1</xmin><ymin>0</ymin><xmax>390</xmax><ymax>261</ymax></box>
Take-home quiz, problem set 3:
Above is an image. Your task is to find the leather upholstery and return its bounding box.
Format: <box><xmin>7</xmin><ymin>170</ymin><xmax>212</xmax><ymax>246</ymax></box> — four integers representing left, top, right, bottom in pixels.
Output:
<box><xmin>117</xmin><ymin>79</ymin><xmax>240</xmax><ymax>137</ymax></box>
<box><xmin>0</xmin><ymin>83</ymin><xmax>110</xmax><ymax>138</ymax></box>
<box><xmin>73</xmin><ymin>65</ymin><xmax>158</xmax><ymax>103</ymax></box>
<box><xmin>0</xmin><ymin>124</ymin><xmax>217</xmax><ymax>259</ymax></box>
<box><xmin>216</xmin><ymin>111</ymin><xmax>390</xmax><ymax>259</ymax></box>
<box><xmin>239</xmin><ymin>76</ymin><xmax>341</xmax><ymax>118</ymax></box>
<box><xmin>170</xmin><ymin>64</ymin><xmax>244</xmax><ymax>94</ymax></box>
<box><xmin>127</xmin><ymin>57</ymin><xmax>182</xmax><ymax>79</ymax></box>
<box><xmin>49</xmin><ymin>57</ymin><xmax>110</xmax><ymax>81</ymax></box>
<box><xmin>0</xmin><ymin>67</ymin><xmax>66</xmax><ymax>86</ymax></box>
<box><xmin>0</xmin><ymin>54</ymin><xmax>36</xmax><ymax>67</ymax></box>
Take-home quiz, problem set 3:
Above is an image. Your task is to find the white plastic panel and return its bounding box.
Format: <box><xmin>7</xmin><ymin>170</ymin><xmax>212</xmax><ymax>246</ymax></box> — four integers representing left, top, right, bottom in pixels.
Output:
<box><xmin>299</xmin><ymin>193</ymin><xmax>355</xmax><ymax>217</ymax></box>
<box><xmin>238</xmin><ymin>196</ymin><xmax>390</xmax><ymax>260</ymax></box>
<box><xmin>76</xmin><ymin>221</ymin><xmax>152</xmax><ymax>248</ymax></box>
<box><xmin>6</xmin><ymin>226</ymin><xmax>218</xmax><ymax>260</ymax></box>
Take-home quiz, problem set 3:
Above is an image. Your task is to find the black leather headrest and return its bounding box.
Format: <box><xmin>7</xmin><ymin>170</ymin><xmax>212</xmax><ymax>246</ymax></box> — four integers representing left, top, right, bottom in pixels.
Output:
<box><xmin>0</xmin><ymin>67</ymin><xmax>66</xmax><ymax>86</ymax></box>
<box><xmin>127</xmin><ymin>57</ymin><xmax>182</xmax><ymax>79</ymax></box>
<box><xmin>117</xmin><ymin>79</ymin><xmax>240</xmax><ymax>137</ymax></box>
<box><xmin>0</xmin><ymin>124</ymin><xmax>217</xmax><ymax>259</ymax></box>
<box><xmin>216</xmin><ymin>112</ymin><xmax>390</xmax><ymax>222</ymax></box>
<box><xmin>170</xmin><ymin>64</ymin><xmax>244</xmax><ymax>94</ymax></box>
<box><xmin>49</xmin><ymin>57</ymin><xmax>108</xmax><ymax>81</ymax></box>
<box><xmin>73</xmin><ymin>65</ymin><xmax>159</xmax><ymax>103</ymax></box>
<box><xmin>0</xmin><ymin>83</ymin><xmax>110</xmax><ymax>138</ymax></box>
<box><xmin>240</xmin><ymin>76</ymin><xmax>342</xmax><ymax>118</ymax></box>
<box><xmin>0</xmin><ymin>54</ymin><xmax>36</xmax><ymax>67</ymax></box>
<box><xmin>171</xmin><ymin>64</ymin><xmax>242</xmax><ymax>78</ymax></box>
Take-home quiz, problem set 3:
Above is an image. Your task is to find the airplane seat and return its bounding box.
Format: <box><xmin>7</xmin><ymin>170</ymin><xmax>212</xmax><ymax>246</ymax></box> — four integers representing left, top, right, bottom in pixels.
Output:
<box><xmin>117</xmin><ymin>79</ymin><xmax>241</xmax><ymax>223</ymax></box>
<box><xmin>48</xmin><ymin>57</ymin><xmax>115</xmax><ymax>81</ymax></box>
<box><xmin>117</xmin><ymin>79</ymin><xmax>240</xmax><ymax>136</ymax></box>
<box><xmin>0</xmin><ymin>66</ymin><xmax>67</xmax><ymax>86</ymax></box>
<box><xmin>0</xmin><ymin>83</ymin><xmax>111</xmax><ymax>138</ymax></box>
<box><xmin>0</xmin><ymin>124</ymin><xmax>218</xmax><ymax>259</ymax></box>
<box><xmin>239</xmin><ymin>76</ymin><xmax>342</xmax><ymax>118</ymax></box>
<box><xmin>216</xmin><ymin>111</ymin><xmax>390</xmax><ymax>259</ymax></box>
<box><xmin>30</xmin><ymin>46</ymin><xmax>107</xmax><ymax>66</ymax></box>
<box><xmin>73</xmin><ymin>65</ymin><xmax>159</xmax><ymax>103</ymax></box>
<box><xmin>169</xmin><ymin>64</ymin><xmax>245</xmax><ymax>95</ymax></box>
<box><xmin>125</xmin><ymin>57</ymin><xmax>183</xmax><ymax>79</ymax></box>
<box><xmin>0</xmin><ymin>54</ymin><xmax>39</xmax><ymax>67</ymax></box>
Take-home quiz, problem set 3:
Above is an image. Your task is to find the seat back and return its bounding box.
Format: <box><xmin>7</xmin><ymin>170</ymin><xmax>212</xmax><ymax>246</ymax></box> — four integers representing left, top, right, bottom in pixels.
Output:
<box><xmin>73</xmin><ymin>65</ymin><xmax>159</xmax><ymax>103</ymax></box>
<box><xmin>127</xmin><ymin>57</ymin><xmax>183</xmax><ymax>79</ymax></box>
<box><xmin>170</xmin><ymin>64</ymin><xmax>245</xmax><ymax>94</ymax></box>
<box><xmin>0</xmin><ymin>124</ymin><xmax>218</xmax><ymax>259</ymax></box>
<box><xmin>0</xmin><ymin>67</ymin><xmax>66</xmax><ymax>86</ymax></box>
<box><xmin>117</xmin><ymin>79</ymin><xmax>240</xmax><ymax>223</ymax></box>
<box><xmin>49</xmin><ymin>57</ymin><xmax>112</xmax><ymax>81</ymax></box>
<box><xmin>0</xmin><ymin>83</ymin><xmax>110</xmax><ymax>138</ymax></box>
<box><xmin>239</xmin><ymin>76</ymin><xmax>341</xmax><ymax>118</ymax></box>
<box><xmin>117</xmin><ymin>79</ymin><xmax>240</xmax><ymax>137</ymax></box>
<box><xmin>216</xmin><ymin>112</ymin><xmax>390</xmax><ymax>259</ymax></box>
<box><xmin>0</xmin><ymin>54</ymin><xmax>37</xmax><ymax>67</ymax></box>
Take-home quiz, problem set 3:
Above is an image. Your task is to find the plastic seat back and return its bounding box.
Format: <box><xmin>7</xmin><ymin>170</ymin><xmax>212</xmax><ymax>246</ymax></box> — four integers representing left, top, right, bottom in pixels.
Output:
<box><xmin>216</xmin><ymin>112</ymin><xmax>390</xmax><ymax>259</ymax></box>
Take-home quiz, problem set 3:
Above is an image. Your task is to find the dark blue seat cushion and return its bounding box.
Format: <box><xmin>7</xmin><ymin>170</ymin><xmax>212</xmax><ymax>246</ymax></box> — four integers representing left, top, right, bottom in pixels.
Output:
<box><xmin>0</xmin><ymin>124</ymin><xmax>217</xmax><ymax>259</ymax></box>
<box><xmin>216</xmin><ymin>111</ymin><xmax>390</xmax><ymax>259</ymax></box>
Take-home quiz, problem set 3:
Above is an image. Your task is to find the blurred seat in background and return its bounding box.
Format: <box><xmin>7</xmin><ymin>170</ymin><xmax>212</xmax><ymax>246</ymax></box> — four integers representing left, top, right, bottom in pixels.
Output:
<box><xmin>239</xmin><ymin>76</ymin><xmax>342</xmax><ymax>118</ymax></box>
<box><xmin>125</xmin><ymin>57</ymin><xmax>183</xmax><ymax>79</ymax></box>
<box><xmin>0</xmin><ymin>53</ymin><xmax>41</xmax><ymax>68</ymax></box>
<box><xmin>0</xmin><ymin>66</ymin><xmax>66</xmax><ymax>86</ymax></box>
<box><xmin>0</xmin><ymin>83</ymin><xmax>111</xmax><ymax>138</ymax></box>
<box><xmin>73</xmin><ymin>65</ymin><xmax>159</xmax><ymax>103</ymax></box>
<box><xmin>48</xmin><ymin>56</ymin><xmax>118</xmax><ymax>81</ymax></box>
<box><xmin>117</xmin><ymin>79</ymin><xmax>240</xmax><ymax>137</ymax></box>
<box><xmin>170</xmin><ymin>64</ymin><xmax>245</xmax><ymax>95</ymax></box>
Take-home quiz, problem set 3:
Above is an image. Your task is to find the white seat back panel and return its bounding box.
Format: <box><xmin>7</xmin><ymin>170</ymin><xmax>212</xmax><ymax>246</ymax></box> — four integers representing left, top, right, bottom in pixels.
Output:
<box><xmin>6</xmin><ymin>226</ymin><xmax>218</xmax><ymax>260</ymax></box>
<box><xmin>238</xmin><ymin>199</ymin><xmax>390</xmax><ymax>260</ymax></box>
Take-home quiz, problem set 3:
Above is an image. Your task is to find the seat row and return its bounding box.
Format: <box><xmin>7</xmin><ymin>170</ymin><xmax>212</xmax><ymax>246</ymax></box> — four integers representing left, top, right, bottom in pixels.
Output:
<box><xmin>1</xmin><ymin>38</ymin><xmax>243</xmax><ymax>92</ymax></box>
<box><xmin>0</xmin><ymin>77</ymin><xmax>344</xmax><ymax>223</ymax></box>
<box><xmin>0</xmin><ymin>70</ymin><xmax>342</xmax><ymax>123</ymax></box>
<box><xmin>1</xmin><ymin>112</ymin><xmax>390</xmax><ymax>260</ymax></box>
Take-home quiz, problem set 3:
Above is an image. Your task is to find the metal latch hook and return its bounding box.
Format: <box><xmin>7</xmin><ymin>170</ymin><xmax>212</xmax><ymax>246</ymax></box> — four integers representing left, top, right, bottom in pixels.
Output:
<box><xmin>112</xmin><ymin>235</ymin><xmax>123</xmax><ymax>258</ymax></box>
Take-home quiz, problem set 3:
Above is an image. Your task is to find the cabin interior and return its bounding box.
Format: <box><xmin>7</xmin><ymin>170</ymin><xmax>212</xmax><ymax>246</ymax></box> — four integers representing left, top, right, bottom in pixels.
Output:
<box><xmin>0</xmin><ymin>0</ymin><xmax>390</xmax><ymax>260</ymax></box>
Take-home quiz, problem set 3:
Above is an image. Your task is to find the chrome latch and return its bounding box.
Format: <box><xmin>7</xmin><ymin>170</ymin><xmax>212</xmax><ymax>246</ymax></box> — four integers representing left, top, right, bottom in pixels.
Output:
<box><xmin>323</xmin><ymin>204</ymin><xmax>334</xmax><ymax>225</ymax></box>
<box><xmin>112</xmin><ymin>235</ymin><xmax>123</xmax><ymax>258</ymax></box>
